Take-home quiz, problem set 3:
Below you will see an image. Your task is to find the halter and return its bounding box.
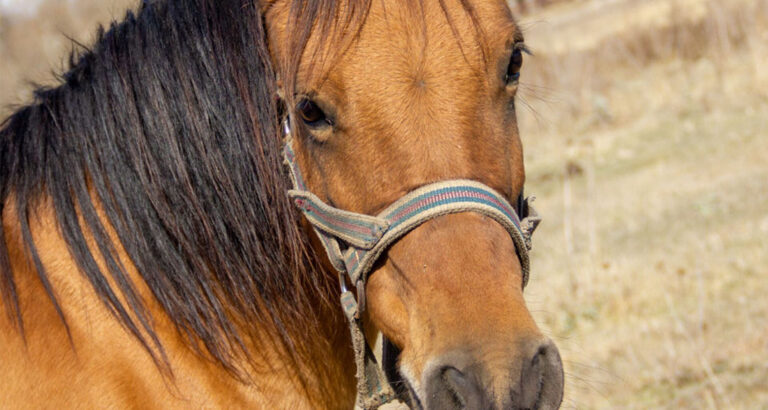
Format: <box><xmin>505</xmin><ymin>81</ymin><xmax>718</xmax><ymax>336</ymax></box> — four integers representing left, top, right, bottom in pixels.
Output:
<box><xmin>283</xmin><ymin>120</ymin><xmax>541</xmax><ymax>408</ymax></box>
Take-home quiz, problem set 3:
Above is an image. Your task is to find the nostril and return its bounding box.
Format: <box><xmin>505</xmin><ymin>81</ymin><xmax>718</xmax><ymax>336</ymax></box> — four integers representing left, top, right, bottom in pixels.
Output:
<box><xmin>425</xmin><ymin>364</ymin><xmax>489</xmax><ymax>410</ymax></box>
<box><xmin>520</xmin><ymin>346</ymin><xmax>546</xmax><ymax>408</ymax></box>
<box><xmin>518</xmin><ymin>340</ymin><xmax>564</xmax><ymax>410</ymax></box>
<box><xmin>442</xmin><ymin>367</ymin><xmax>471</xmax><ymax>408</ymax></box>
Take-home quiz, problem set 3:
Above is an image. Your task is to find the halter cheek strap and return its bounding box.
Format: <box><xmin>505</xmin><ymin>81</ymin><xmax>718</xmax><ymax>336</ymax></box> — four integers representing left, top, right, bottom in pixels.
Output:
<box><xmin>283</xmin><ymin>123</ymin><xmax>541</xmax><ymax>409</ymax></box>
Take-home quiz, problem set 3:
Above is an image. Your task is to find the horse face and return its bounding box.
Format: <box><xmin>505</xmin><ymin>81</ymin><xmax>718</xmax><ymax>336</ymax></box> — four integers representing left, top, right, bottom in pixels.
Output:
<box><xmin>266</xmin><ymin>0</ymin><xmax>563</xmax><ymax>408</ymax></box>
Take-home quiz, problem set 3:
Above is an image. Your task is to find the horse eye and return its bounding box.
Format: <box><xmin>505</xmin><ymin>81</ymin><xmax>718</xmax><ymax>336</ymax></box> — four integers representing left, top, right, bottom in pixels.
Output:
<box><xmin>506</xmin><ymin>48</ymin><xmax>523</xmax><ymax>84</ymax></box>
<box><xmin>297</xmin><ymin>99</ymin><xmax>329</xmax><ymax>126</ymax></box>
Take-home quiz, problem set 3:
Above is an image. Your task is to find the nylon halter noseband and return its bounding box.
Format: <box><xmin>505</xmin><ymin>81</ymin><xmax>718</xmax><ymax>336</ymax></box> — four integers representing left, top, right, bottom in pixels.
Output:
<box><xmin>283</xmin><ymin>120</ymin><xmax>541</xmax><ymax>409</ymax></box>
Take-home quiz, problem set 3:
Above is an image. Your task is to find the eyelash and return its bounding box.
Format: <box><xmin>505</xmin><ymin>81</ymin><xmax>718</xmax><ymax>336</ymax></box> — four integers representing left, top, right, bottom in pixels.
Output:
<box><xmin>505</xmin><ymin>43</ymin><xmax>528</xmax><ymax>85</ymax></box>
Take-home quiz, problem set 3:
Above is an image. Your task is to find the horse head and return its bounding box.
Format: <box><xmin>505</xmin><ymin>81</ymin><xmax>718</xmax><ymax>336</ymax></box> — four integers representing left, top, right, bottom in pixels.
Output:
<box><xmin>265</xmin><ymin>1</ymin><xmax>564</xmax><ymax>408</ymax></box>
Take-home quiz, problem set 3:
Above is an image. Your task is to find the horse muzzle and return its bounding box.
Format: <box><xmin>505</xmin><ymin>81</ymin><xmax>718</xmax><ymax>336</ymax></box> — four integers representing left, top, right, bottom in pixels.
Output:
<box><xmin>413</xmin><ymin>338</ymin><xmax>563</xmax><ymax>410</ymax></box>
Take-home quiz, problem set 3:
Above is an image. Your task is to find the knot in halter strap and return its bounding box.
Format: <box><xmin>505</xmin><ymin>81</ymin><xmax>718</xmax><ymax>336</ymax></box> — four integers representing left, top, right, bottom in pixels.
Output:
<box><xmin>283</xmin><ymin>126</ymin><xmax>541</xmax><ymax>409</ymax></box>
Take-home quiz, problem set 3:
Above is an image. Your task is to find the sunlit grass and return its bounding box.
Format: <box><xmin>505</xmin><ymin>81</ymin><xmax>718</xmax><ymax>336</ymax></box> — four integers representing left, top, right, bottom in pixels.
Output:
<box><xmin>519</xmin><ymin>0</ymin><xmax>768</xmax><ymax>408</ymax></box>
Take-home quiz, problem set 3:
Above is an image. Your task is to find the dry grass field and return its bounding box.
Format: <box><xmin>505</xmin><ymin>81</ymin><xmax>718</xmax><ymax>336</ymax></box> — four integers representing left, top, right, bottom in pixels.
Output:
<box><xmin>518</xmin><ymin>0</ymin><xmax>768</xmax><ymax>408</ymax></box>
<box><xmin>1</xmin><ymin>0</ymin><xmax>767</xmax><ymax>409</ymax></box>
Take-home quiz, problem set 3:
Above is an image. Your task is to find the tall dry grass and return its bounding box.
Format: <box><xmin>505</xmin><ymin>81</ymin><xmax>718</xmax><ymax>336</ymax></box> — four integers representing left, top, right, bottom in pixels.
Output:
<box><xmin>520</xmin><ymin>0</ymin><xmax>768</xmax><ymax>134</ymax></box>
<box><xmin>517</xmin><ymin>0</ymin><xmax>768</xmax><ymax>408</ymax></box>
<box><xmin>0</xmin><ymin>0</ymin><xmax>136</xmax><ymax>116</ymax></box>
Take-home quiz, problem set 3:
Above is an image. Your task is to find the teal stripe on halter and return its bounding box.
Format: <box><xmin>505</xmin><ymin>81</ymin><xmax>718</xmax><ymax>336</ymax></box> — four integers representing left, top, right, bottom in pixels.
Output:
<box><xmin>345</xmin><ymin>249</ymin><xmax>365</xmax><ymax>272</ymax></box>
<box><xmin>283</xmin><ymin>137</ymin><xmax>306</xmax><ymax>190</ymax></box>
<box><xmin>384</xmin><ymin>187</ymin><xmax>522</xmax><ymax>231</ymax></box>
<box><xmin>300</xmin><ymin>200</ymin><xmax>382</xmax><ymax>243</ymax></box>
<box><xmin>339</xmin><ymin>182</ymin><xmax>532</xmax><ymax>283</ymax></box>
<box><xmin>385</xmin><ymin>185</ymin><xmax>516</xmax><ymax>218</ymax></box>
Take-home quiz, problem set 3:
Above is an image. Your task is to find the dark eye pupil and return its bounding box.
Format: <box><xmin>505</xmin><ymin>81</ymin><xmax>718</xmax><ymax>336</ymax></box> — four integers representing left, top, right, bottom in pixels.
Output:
<box><xmin>297</xmin><ymin>99</ymin><xmax>326</xmax><ymax>125</ymax></box>
<box><xmin>507</xmin><ymin>49</ymin><xmax>523</xmax><ymax>83</ymax></box>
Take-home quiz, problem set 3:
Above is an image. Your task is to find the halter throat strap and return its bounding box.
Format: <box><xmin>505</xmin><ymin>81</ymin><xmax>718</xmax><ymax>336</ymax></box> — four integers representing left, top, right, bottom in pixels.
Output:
<box><xmin>283</xmin><ymin>130</ymin><xmax>540</xmax><ymax>408</ymax></box>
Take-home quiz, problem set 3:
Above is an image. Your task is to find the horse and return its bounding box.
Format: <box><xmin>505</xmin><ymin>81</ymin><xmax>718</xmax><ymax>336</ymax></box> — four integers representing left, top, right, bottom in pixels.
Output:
<box><xmin>0</xmin><ymin>0</ymin><xmax>564</xmax><ymax>408</ymax></box>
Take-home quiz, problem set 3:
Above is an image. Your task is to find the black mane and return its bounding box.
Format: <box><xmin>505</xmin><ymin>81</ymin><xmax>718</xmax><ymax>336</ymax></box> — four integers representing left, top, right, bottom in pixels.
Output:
<box><xmin>0</xmin><ymin>0</ymin><xmax>345</xmax><ymax>383</ymax></box>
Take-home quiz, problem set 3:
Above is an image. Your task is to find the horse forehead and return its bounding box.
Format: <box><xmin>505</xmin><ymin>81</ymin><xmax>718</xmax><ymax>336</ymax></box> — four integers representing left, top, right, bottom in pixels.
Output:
<box><xmin>264</xmin><ymin>0</ymin><xmax>515</xmax><ymax>91</ymax></box>
<box><xmin>327</xmin><ymin>0</ymin><xmax>513</xmax><ymax>126</ymax></box>
<box><xmin>338</xmin><ymin>27</ymin><xmax>481</xmax><ymax>103</ymax></box>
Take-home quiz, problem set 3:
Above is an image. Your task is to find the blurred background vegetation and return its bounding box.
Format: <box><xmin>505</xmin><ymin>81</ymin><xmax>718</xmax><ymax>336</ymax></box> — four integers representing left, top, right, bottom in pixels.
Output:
<box><xmin>1</xmin><ymin>0</ymin><xmax>767</xmax><ymax>408</ymax></box>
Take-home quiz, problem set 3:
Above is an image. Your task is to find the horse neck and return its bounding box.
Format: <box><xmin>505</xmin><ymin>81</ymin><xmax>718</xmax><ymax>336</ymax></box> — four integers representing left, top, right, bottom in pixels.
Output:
<box><xmin>0</xmin><ymin>194</ymin><xmax>356</xmax><ymax>406</ymax></box>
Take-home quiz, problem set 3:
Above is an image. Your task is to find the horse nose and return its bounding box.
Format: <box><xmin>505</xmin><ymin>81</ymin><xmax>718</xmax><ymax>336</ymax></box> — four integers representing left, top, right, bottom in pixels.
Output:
<box><xmin>422</xmin><ymin>339</ymin><xmax>564</xmax><ymax>410</ymax></box>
